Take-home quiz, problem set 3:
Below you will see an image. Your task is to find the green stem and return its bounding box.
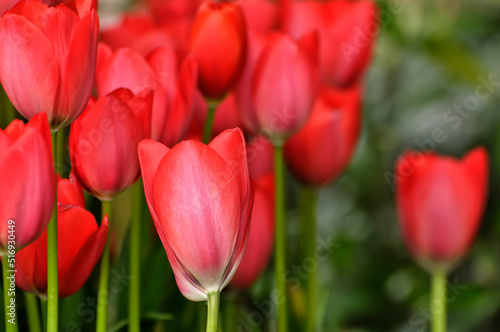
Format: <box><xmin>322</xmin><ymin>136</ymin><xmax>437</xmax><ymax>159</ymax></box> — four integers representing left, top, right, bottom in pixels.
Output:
<box><xmin>431</xmin><ymin>269</ymin><xmax>446</xmax><ymax>332</ymax></box>
<box><xmin>24</xmin><ymin>292</ymin><xmax>42</xmax><ymax>332</ymax></box>
<box><xmin>206</xmin><ymin>291</ymin><xmax>220</xmax><ymax>332</ymax></box>
<box><xmin>302</xmin><ymin>187</ymin><xmax>318</xmax><ymax>332</ymax></box>
<box><xmin>202</xmin><ymin>101</ymin><xmax>218</xmax><ymax>144</ymax></box>
<box><xmin>129</xmin><ymin>182</ymin><xmax>142</xmax><ymax>332</ymax></box>
<box><xmin>40</xmin><ymin>299</ymin><xmax>47</xmax><ymax>332</ymax></box>
<box><xmin>56</xmin><ymin>129</ymin><xmax>65</xmax><ymax>176</ymax></box>
<box><xmin>96</xmin><ymin>200</ymin><xmax>112</xmax><ymax>332</ymax></box>
<box><xmin>2</xmin><ymin>254</ymin><xmax>17</xmax><ymax>332</ymax></box>
<box><xmin>274</xmin><ymin>144</ymin><xmax>288</xmax><ymax>332</ymax></box>
<box><xmin>47</xmin><ymin>131</ymin><xmax>60</xmax><ymax>331</ymax></box>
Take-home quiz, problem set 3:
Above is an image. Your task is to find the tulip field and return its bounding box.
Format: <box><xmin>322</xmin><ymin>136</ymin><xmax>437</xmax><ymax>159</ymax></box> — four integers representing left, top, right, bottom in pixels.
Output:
<box><xmin>0</xmin><ymin>0</ymin><xmax>499</xmax><ymax>331</ymax></box>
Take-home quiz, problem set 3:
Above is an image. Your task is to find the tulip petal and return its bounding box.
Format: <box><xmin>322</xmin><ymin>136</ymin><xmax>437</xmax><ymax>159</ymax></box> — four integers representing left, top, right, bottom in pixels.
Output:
<box><xmin>152</xmin><ymin>140</ymin><xmax>241</xmax><ymax>292</ymax></box>
<box><xmin>59</xmin><ymin>214</ymin><xmax>108</xmax><ymax>297</ymax></box>
<box><xmin>0</xmin><ymin>15</ymin><xmax>58</xmax><ymax>120</ymax></box>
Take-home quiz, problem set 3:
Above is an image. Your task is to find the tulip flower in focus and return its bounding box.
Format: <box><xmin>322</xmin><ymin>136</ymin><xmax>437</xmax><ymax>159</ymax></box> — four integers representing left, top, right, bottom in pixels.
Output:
<box><xmin>96</xmin><ymin>43</ymin><xmax>197</xmax><ymax>146</ymax></box>
<box><xmin>0</xmin><ymin>113</ymin><xmax>54</xmax><ymax>250</ymax></box>
<box><xmin>396</xmin><ymin>148</ymin><xmax>488</xmax><ymax>272</ymax></box>
<box><xmin>189</xmin><ymin>0</ymin><xmax>247</xmax><ymax>98</ymax></box>
<box><xmin>138</xmin><ymin>128</ymin><xmax>253</xmax><ymax>301</ymax></box>
<box><xmin>251</xmin><ymin>32</ymin><xmax>319</xmax><ymax>143</ymax></box>
<box><xmin>70</xmin><ymin>88</ymin><xmax>153</xmax><ymax>200</ymax></box>
<box><xmin>0</xmin><ymin>0</ymin><xmax>99</xmax><ymax>130</ymax></box>
<box><xmin>283</xmin><ymin>0</ymin><xmax>378</xmax><ymax>88</ymax></box>
<box><xmin>15</xmin><ymin>176</ymin><xmax>108</xmax><ymax>298</ymax></box>
<box><xmin>284</xmin><ymin>86</ymin><xmax>361</xmax><ymax>187</ymax></box>
<box><xmin>42</xmin><ymin>0</ymin><xmax>97</xmax><ymax>15</ymax></box>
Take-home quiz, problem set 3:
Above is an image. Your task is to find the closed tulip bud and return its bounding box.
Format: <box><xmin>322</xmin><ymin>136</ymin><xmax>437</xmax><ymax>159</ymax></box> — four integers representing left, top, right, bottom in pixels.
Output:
<box><xmin>70</xmin><ymin>88</ymin><xmax>153</xmax><ymax>200</ymax></box>
<box><xmin>396</xmin><ymin>148</ymin><xmax>488</xmax><ymax>272</ymax></box>
<box><xmin>284</xmin><ymin>86</ymin><xmax>361</xmax><ymax>187</ymax></box>
<box><xmin>0</xmin><ymin>0</ymin><xmax>99</xmax><ymax>130</ymax></box>
<box><xmin>231</xmin><ymin>173</ymin><xmax>274</xmax><ymax>289</ymax></box>
<box><xmin>96</xmin><ymin>43</ymin><xmax>197</xmax><ymax>146</ymax></box>
<box><xmin>0</xmin><ymin>113</ymin><xmax>55</xmax><ymax>250</ymax></box>
<box><xmin>251</xmin><ymin>32</ymin><xmax>319</xmax><ymax>144</ymax></box>
<box><xmin>284</xmin><ymin>0</ymin><xmax>378</xmax><ymax>88</ymax></box>
<box><xmin>15</xmin><ymin>177</ymin><xmax>108</xmax><ymax>297</ymax></box>
<box><xmin>189</xmin><ymin>0</ymin><xmax>247</xmax><ymax>98</ymax></box>
<box><xmin>138</xmin><ymin>128</ymin><xmax>253</xmax><ymax>301</ymax></box>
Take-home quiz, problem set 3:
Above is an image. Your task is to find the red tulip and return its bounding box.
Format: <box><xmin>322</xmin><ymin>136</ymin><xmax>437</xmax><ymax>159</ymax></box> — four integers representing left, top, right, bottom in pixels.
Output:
<box><xmin>284</xmin><ymin>86</ymin><xmax>361</xmax><ymax>187</ymax></box>
<box><xmin>396</xmin><ymin>148</ymin><xmax>488</xmax><ymax>271</ymax></box>
<box><xmin>57</xmin><ymin>173</ymin><xmax>85</xmax><ymax>208</ymax></box>
<box><xmin>42</xmin><ymin>0</ymin><xmax>97</xmax><ymax>15</ymax></box>
<box><xmin>70</xmin><ymin>88</ymin><xmax>153</xmax><ymax>200</ymax></box>
<box><xmin>0</xmin><ymin>113</ymin><xmax>55</xmax><ymax>250</ymax></box>
<box><xmin>96</xmin><ymin>43</ymin><xmax>197</xmax><ymax>146</ymax></box>
<box><xmin>234</xmin><ymin>30</ymin><xmax>272</xmax><ymax>134</ymax></box>
<box><xmin>100</xmin><ymin>12</ymin><xmax>191</xmax><ymax>56</ymax></box>
<box><xmin>188</xmin><ymin>0</ymin><xmax>247</xmax><ymax>98</ymax></box>
<box><xmin>240</xmin><ymin>0</ymin><xmax>278</xmax><ymax>33</ymax></box>
<box><xmin>138</xmin><ymin>128</ymin><xmax>254</xmax><ymax>301</ymax></box>
<box><xmin>0</xmin><ymin>0</ymin><xmax>18</xmax><ymax>15</ymax></box>
<box><xmin>0</xmin><ymin>0</ymin><xmax>99</xmax><ymax>130</ymax></box>
<box><xmin>283</xmin><ymin>0</ymin><xmax>378</xmax><ymax>88</ymax></box>
<box><xmin>15</xmin><ymin>177</ymin><xmax>108</xmax><ymax>298</ymax></box>
<box><xmin>251</xmin><ymin>32</ymin><xmax>319</xmax><ymax>142</ymax></box>
<box><xmin>247</xmin><ymin>135</ymin><xmax>274</xmax><ymax>180</ymax></box>
<box><xmin>231</xmin><ymin>172</ymin><xmax>274</xmax><ymax>289</ymax></box>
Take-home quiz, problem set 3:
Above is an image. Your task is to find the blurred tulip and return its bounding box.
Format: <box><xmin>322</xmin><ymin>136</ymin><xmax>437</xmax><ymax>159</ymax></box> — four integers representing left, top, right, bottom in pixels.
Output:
<box><xmin>100</xmin><ymin>12</ymin><xmax>191</xmax><ymax>56</ymax></box>
<box><xmin>0</xmin><ymin>113</ymin><xmax>54</xmax><ymax>250</ymax></box>
<box><xmin>284</xmin><ymin>86</ymin><xmax>361</xmax><ymax>187</ymax></box>
<box><xmin>251</xmin><ymin>32</ymin><xmax>319</xmax><ymax>142</ymax></box>
<box><xmin>96</xmin><ymin>43</ymin><xmax>197</xmax><ymax>146</ymax></box>
<box><xmin>240</xmin><ymin>0</ymin><xmax>277</xmax><ymax>33</ymax></box>
<box><xmin>138</xmin><ymin>128</ymin><xmax>253</xmax><ymax>301</ymax></box>
<box><xmin>283</xmin><ymin>0</ymin><xmax>378</xmax><ymax>88</ymax></box>
<box><xmin>247</xmin><ymin>135</ymin><xmax>274</xmax><ymax>180</ymax></box>
<box><xmin>16</xmin><ymin>177</ymin><xmax>108</xmax><ymax>297</ymax></box>
<box><xmin>231</xmin><ymin>173</ymin><xmax>274</xmax><ymax>289</ymax></box>
<box><xmin>70</xmin><ymin>88</ymin><xmax>153</xmax><ymax>200</ymax></box>
<box><xmin>234</xmin><ymin>30</ymin><xmax>271</xmax><ymax>134</ymax></box>
<box><xmin>190</xmin><ymin>94</ymin><xmax>245</xmax><ymax>140</ymax></box>
<box><xmin>0</xmin><ymin>0</ymin><xmax>99</xmax><ymax>130</ymax></box>
<box><xmin>189</xmin><ymin>0</ymin><xmax>247</xmax><ymax>98</ymax></box>
<box><xmin>396</xmin><ymin>148</ymin><xmax>488</xmax><ymax>272</ymax></box>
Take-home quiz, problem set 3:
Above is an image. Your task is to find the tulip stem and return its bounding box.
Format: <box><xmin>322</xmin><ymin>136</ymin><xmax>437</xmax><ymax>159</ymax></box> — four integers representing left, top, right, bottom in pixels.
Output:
<box><xmin>97</xmin><ymin>200</ymin><xmax>113</xmax><ymax>332</ymax></box>
<box><xmin>206</xmin><ymin>291</ymin><xmax>220</xmax><ymax>332</ymax></box>
<box><xmin>47</xmin><ymin>131</ymin><xmax>59</xmax><ymax>331</ymax></box>
<box><xmin>2</xmin><ymin>254</ymin><xmax>17</xmax><ymax>332</ymax></box>
<box><xmin>129</xmin><ymin>181</ymin><xmax>142</xmax><ymax>332</ymax></box>
<box><xmin>40</xmin><ymin>299</ymin><xmax>47</xmax><ymax>332</ymax></box>
<box><xmin>202</xmin><ymin>100</ymin><xmax>218</xmax><ymax>144</ymax></box>
<box><xmin>302</xmin><ymin>187</ymin><xmax>318</xmax><ymax>332</ymax></box>
<box><xmin>24</xmin><ymin>292</ymin><xmax>42</xmax><ymax>332</ymax></box>
<box><xmin>274</xmin><ymin>144</ymin><xmax>288</xmax><ymax>332</ymax></box>
<box><xmin>431</xmin><ymin>269</ymin><xmax>446</xmax><ymax>332</ymax></box>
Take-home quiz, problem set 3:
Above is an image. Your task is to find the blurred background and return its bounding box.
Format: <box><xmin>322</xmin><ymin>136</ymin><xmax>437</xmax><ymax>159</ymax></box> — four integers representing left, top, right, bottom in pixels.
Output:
<box><xmin>2</xmin><ymin>0</ymin><xmax>500</xmax><ymax>331</ymax></box>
